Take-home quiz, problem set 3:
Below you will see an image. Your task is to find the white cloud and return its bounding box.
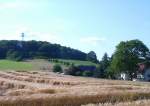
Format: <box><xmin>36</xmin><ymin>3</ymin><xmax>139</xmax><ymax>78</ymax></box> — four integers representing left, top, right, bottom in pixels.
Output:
<box><xmin>0</xmin><ymin>1</ymin><xmax>33</xmax><ymax>10</ymax></box>
<box><xmin>0</xmin><ymin>2</ymin><xmax>20</xmax><ymax>9</ymax></box>
<box><xmin>0</xmin><ymin>3</ymin><xmax>18</xmax><ymax>9</ymax></box>
<box><xmin>80</xmin><ymin>36</ymin><xmax>106</xmax><ymax>46</ymax></box>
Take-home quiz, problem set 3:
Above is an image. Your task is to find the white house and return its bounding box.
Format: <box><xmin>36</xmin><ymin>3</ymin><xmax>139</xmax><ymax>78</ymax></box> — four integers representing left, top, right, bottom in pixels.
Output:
<box><xmin>120</xmin><ymin>73</ymin><xmax>129</xmax><ymax>80</ymax></box>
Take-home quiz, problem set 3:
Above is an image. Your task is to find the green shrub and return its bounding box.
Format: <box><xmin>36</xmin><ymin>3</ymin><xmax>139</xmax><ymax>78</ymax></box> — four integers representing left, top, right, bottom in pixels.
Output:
<box><xmin>63</xmin><ymin>62</ymin><xmax>70</xmax><ymax>66</ymax></box>
<box><xmin>63</xmin><ymin>64</ymin><xmax>78</xmax><ymax>75</ymax></box>
<box><xmin>54</xmin><ymin>59</ymin><xmax>59</xmax><ymax>63</ymax></box>
<box><xmin>75</xmin><ymin>71</ymin><xmax>82</xmax><ymax>76</ymax></box>
<box><xmin>53</xmin><ymin>64</ymin><xmax>62</xmax><ymax>73</ymax></box>
<box><xmin>82</xmin><ymin>70</ymin><xmax>93</xmax><ymax>77</ymax></box>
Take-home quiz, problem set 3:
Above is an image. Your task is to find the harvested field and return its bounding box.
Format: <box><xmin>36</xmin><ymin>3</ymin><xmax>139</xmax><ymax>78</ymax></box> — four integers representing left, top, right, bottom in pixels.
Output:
<box><xmin>0</xmin><ymin>71</ymin><xmax>150</xmax><ymax>106</ymax></box>
<box><xmin>83</xmin><ymin>99</ymin><xmax>150</xmax><ymax>106</ymax></box>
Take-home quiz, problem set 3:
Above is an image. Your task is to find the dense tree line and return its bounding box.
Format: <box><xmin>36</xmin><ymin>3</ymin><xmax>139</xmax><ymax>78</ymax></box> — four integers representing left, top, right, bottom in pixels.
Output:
<box><xmin>56</xmin><ymin>39</ymin><xmax>150</xmax><ymax>80</ymax></box>
<box><xmin>0</xmin><ymin>40</ymin><xmax>90</xmax><ymax>61</ymax></box>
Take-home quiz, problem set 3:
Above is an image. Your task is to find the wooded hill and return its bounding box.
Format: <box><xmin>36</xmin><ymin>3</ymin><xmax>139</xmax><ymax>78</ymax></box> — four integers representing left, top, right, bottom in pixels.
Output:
<box><xmin>0</xmin><ymin>40</ymin><xmax>97</xmax><ymax>62</ymax></box>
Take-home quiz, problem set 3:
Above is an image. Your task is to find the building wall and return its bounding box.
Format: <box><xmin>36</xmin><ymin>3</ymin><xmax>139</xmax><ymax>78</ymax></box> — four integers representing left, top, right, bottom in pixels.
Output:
<box><xmin>144</xmin><ymin>68</ymin><xmax>150</xmax><ymax>81</ymax></box>
<box><xmin>120</xmin><ymin>73</ymin><xmax>129</xmax><ymax>80</ymax></box>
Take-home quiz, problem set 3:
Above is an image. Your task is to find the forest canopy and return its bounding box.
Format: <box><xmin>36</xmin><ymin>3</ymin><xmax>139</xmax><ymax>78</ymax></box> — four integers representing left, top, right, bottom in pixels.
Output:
<box><xmin>0</xmin><ymin>40</ymin><xmax>93</xmax><ymax>61</ymax></box>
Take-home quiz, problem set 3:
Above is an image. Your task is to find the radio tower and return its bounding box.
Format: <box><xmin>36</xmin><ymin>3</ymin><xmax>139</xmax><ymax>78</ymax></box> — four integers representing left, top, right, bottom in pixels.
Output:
<box><xmin>19</xmin><ymin>33</ymin><xmax>25</xmax><ymax>48</ymax></box>
<box><xmin>21</xmin><ymin>33</ymin><xmax>25</xmax><ymax>41</ymax></box>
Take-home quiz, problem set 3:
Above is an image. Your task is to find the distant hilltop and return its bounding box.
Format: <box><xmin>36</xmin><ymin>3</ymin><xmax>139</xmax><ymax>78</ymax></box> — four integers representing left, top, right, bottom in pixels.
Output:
<box><xmin>0</xmin><ymin>40</ymin><xmax>98</xmax><ymax>62</ymax></box>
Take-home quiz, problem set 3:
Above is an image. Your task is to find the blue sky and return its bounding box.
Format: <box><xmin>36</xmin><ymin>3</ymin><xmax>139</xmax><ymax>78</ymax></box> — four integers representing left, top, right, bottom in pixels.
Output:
<box><xmin>0</xmin><ymin>0</ymin><xmax>150</xmax><ymax>60</ymax></box>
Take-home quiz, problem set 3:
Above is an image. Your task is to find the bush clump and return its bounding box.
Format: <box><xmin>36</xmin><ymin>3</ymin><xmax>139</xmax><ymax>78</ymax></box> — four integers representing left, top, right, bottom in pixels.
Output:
<box><xmin>53</xmin><ymin>64</ymin><xmax>62</xmax><ymax>73</ymax></box>
<box><xmin>82</xmin><ymin>70</ymin><xmax>93</xmax><ymax>77</ymax></box>
<box><xmin>63</xmin><ymin>64</ymin><xmax>82</xmax><ymax>76</ymax></box>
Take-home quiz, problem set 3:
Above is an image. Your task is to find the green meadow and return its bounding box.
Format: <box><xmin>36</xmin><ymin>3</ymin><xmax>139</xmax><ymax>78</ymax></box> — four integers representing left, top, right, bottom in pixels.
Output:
<box><xmin>54</xmin><ymin>59</ymin><xmax>97</xmax><ymax>66</ymax></box>
<box><xmin>0</xmin><ymin>60</ymin><xmax>34</xmax><ymax>71</ymax></box>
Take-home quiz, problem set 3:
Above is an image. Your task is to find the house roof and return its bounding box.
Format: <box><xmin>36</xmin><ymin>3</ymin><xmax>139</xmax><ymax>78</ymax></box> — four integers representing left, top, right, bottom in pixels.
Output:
<box><xmin>138</xmin><ymin>61</ymin><xmax>150</xmax><ymax>71</ymax></box>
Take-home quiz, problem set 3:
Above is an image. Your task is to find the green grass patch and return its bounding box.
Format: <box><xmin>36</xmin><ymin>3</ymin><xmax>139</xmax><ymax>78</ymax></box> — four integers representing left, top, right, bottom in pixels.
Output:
<box><xmin>56</xmin><ymin>59</ymin><xmax>97</xmax><ymax>66</ymax></box>
<box><xmin>0</xmin><ymin>60</ymin><xmax>34</xmax><ymax>71</ymax></box>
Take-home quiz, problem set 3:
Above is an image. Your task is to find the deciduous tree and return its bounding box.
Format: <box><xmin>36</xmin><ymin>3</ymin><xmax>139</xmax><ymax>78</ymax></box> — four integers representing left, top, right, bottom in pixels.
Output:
<box><xmin>110</xmin><ymin>39</ymin><xmax>149</xmax><ymax>80</ymax></box>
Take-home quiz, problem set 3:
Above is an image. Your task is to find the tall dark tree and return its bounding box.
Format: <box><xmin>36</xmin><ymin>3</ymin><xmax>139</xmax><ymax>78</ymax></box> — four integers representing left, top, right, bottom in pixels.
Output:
<box><xmin>87</xmin><ymin>51</ymin><xmax>98</xmax><ymax>63</ymax></box>
<box><xmin>94</xmin><ymin>53</ymin><xmax>110</xmax><ymax>78</ymax></box>
<box><xmin>110</xmin><ymin>39</ymin><xmax>149</xmax><ymax>80</ymax></box>
<box><xmin>102</xmin><ymin>53</ymin><xmax>110</xmax><ymax>69</ymax></box>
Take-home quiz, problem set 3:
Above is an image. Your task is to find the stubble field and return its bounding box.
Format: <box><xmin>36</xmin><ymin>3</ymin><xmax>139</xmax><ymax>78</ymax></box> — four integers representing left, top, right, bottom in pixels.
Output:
<box><xmin>0</xmin><ymin>70</ymin><xmax>150</xmax><ymax>106</ymax></box>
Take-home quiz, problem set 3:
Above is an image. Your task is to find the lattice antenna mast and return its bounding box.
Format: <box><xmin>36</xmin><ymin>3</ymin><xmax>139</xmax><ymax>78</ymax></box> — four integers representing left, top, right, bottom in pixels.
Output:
<box><xmin>21</xmin><ymin>33</ymin><xmax>25</xmax><ymax>41</ymax></box>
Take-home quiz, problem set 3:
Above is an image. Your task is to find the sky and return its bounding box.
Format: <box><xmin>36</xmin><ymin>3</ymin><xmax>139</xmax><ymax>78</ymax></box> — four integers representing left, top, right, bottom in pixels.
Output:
<box><xmin>0</xmin><ymin>0</ymin><xmax>150</xmax><ymax>60</ymax></box>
